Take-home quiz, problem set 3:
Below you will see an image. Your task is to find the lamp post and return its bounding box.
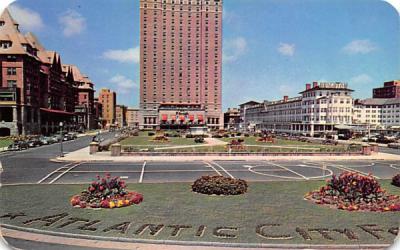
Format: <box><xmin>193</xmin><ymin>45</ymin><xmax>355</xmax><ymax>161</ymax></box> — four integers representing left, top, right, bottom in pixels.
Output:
<box><xmin>59</xmin><ymin>121</ymin><xmax>64</xmax><ymax>157</ymax></box>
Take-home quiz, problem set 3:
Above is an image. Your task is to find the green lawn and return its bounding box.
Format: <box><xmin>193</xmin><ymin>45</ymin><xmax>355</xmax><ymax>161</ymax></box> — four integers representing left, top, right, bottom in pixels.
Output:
<box><xmin>0</xmin><ymin>138</ymin><xmax>13</xmax><ymax>149</ymax></box>
<box><xmin>0</xmin><ymin>181</ymin><xmax>398</xmax><ymax>245</ymax></box>
<box><xmin>120</xmin><ymin>133</ymin><xmax>198</xmax><ymax>147</ymax></box>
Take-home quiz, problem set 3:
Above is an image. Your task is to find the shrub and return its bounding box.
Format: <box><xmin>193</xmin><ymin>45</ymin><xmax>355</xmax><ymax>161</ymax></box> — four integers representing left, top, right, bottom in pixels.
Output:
<box><xmin>186</xmin><ymin>134</ymin><xmax>194</xmax><ymax>138</ymax></box>
<box><xmin>192</xmin><ymin>176</ymin><xmax>248</xmax><ymax>195</ymax></box>
<box><xmin>392</xmin><ymin>174</ymin><xmax>400</xmax><ymax>187</ymax></box>
<box><xmin>148</xmin><ymin>131</ymin><xmax>155</xmax><ymax>136</ymax></box>
<box><xmin>244</xmin><ymin>133</ymin><xmax>250</xmax><ymax>137</ymax></box>
<box><xmin>194</xmin><ymin>137</ymin><xmax>204</xmax><ymax>143</ymax></box>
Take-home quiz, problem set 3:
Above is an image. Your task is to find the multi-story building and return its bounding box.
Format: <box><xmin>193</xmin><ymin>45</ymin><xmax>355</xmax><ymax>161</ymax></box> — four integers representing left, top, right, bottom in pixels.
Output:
<box><xmin>139</xmin><ymin>0</ymin><xmax>223</xmax><ymax>130</ymax></box>
<box><xmin>116</xmin><ymin>105</ymin><xmax>127</xmax><ymax>128</ymax></box>
<box><xmin>0</xmin><ymin>9</ymin><xmax>80</xmax><ymax>136</ymax></box>
<box><xmin>353</xmin><ymin>98</ymin><xmax>400</xmax><ymax>129</ymax></box>
<box><xmin>126</xmin><ymin>107</ymin><xmax>139</xmax><ymax>128</ymax></box>
<box><xmin>62</xmin><ymin>64</ymin><xmax>96</xmax><ymax>131</ymax></box>
<box><xmin>98</xmin><ymin>88</ymin><xmax>116</xmax><ymax>128</ymax></box>
<box><xmin>223</xmin><ymin>108</ymin><xmax>240</xmax><ymax>130</ymax></box>
<box><xmin>93</xmin><ymin>97</ymin><xmax>103</xmax><ymax>128</ymax></box>
<box><xmin>373</xmin><ymin>80</ymin><xmax>400</xmax><ymax>99</ymax></box>
<box><xmin>241</xmin><ymin>82</ymin><xmax>354</xmax><ymax>136</ymax></box>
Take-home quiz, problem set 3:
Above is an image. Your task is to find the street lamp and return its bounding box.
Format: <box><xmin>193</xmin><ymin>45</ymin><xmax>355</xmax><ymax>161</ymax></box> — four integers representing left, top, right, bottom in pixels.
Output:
<box><xmin>59</xmin><ymin>121</ymin><xmax>64</xmax><ymax>157</ymax></box>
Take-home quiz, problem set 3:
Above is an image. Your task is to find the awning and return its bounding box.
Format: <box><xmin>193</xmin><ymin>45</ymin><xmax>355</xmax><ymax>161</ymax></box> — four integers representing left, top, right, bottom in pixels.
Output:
<box><xmin>40</xmin><ymin>108</ymin><xmax>74</xmax><ymax>115</ymax></box>
<box><xmin>179</xmin><ymin>115</ymin><xmax>185</xmax><ymax>121</ymax></box>
<box><xmin>161</xmin><ymin>114</ymin><xmax>168</xmax><ymax>121</ymax></box>
<box><xmin>197</xmin><ymin>115</ymin><xmax>203</xmax><ymax>121</ymax></box>
<box><xmin>189</xmin><ymin>115</ymin><xmax>194</xmax><ymax>121</ymax></box>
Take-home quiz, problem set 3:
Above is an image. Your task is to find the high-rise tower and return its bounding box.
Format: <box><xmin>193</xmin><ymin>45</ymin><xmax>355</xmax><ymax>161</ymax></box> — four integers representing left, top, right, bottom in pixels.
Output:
<box><xmin>139</xmin><ymin>0</ymin><xmax>223</xmax><ymax>129</ymax></box>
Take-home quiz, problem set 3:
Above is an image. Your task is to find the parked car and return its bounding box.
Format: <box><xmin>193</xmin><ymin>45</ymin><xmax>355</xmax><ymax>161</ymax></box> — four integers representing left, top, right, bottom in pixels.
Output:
<box><xmin>8</xmin><ymin>140</ymin><xmax>29</xmax><ymax>151</ymax></box>
<box><xmin>50</xmin><ymin>135</ymin><xmax>62</xmax><ymax>143</ymax></box>
<box><xmin>8</xmin><ymin>142</ymin><xmax>21</xmax><ymax>151</ymax></box>
<box><xmin>27</xmin><ymin>138</ymin><xmax>42</xmax><ymax>147</ymax></box>
<box><xmin>39</xmin><ymin>136</ymin><xmax>51</xmax><ymax>145</ymax></box>
<box><xmin>67</xmin><ymin>132</ymin><xmax>78</xmax><ymax>140</ymax></box>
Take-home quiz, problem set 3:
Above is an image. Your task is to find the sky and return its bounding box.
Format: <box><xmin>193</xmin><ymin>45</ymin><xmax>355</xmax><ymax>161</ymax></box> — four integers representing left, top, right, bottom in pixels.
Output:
<box><xmin>3</xmin><ymin>0</ymin><xmax>400</xmax><ymax>110</ymax></box>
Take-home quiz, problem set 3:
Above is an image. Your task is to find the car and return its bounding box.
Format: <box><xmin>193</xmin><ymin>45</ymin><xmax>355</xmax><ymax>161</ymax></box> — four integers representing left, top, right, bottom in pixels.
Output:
<box><xmin>67</xmin><ymin>132</ymin><xmax>78</xmax><ymax>140</ymax></box>
<box><xmin>50</xmin><ymin>135</ymin><xmax>62</xmax><ymax>143</ymax></box>
<box><xmin>27</xmin><ymin>139</ymin><xmax>41</xmax><ymax>148</ymax></box>
<box><xmin>8</xmin><ymin>142</ymin><xmax>20</xmax><ymax>151</ymax></box>
<box><xmin>39</xmin><ymin>136</ymin><xmax>51</xmax><ymax>145</ymax></box>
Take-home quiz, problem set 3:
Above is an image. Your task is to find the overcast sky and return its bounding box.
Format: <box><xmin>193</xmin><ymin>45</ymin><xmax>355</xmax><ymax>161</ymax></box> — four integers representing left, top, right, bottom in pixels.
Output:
<box><xmin>5</xmin><ymin>0</ymin><xmax>400</xmax><ymax>109</ymax></box>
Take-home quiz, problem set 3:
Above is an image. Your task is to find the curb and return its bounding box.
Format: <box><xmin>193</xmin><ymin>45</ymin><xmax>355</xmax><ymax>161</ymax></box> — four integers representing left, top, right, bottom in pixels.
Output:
<box><xmin>0</xmin><ymin>224</ymin><xmax>393</xmax><ymax>249</ymax></box>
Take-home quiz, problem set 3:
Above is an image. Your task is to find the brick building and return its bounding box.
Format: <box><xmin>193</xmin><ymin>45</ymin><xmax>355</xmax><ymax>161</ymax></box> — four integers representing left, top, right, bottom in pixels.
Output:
<box><xmin>93</xmin><ymin>97</ymin><xmax>103</xmax><ymax>128</ymax></box>
<box><xmin>126</xmin><ymin>107</ymin><xmax>139</xmax><ymax>128</ymax></box>
<box><xmin>0</xmin><ymin>8</ymin><xmax>97</xmax><ymax>136</ymax></box>
<box><xmin>373</xmin><ymin>80</ymin><xmax>400</xmax><ymax>98</ymax></box>
<box><xmin>98</xmin><ymin>88</ymin><xmax>116</xmax><ymax>128</ymax></box>
<box><xmin>139</xmin><ymin>0</ymin><xmax>223</xmax><ymax>130</ymax></box>
<box><xmin>62</xmin><ymin>64</ymin><xmax>96</xmax><ymax>131</ymax></box>
<box><xmin>116</xmin><ymin>105</ymin><xmax>127</xmax><ymax>128</ymax></box>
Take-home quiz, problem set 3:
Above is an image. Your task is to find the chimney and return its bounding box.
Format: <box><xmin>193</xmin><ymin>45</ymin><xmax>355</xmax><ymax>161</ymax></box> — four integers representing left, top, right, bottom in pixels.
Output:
<box><xmin>313</xmin><ymin>82</ymin><xmax>318</xmax><ymax>88</ymax></box>
<box><xmin>283</xmin><ymin>96</ymin><xmax>288</xmax><ymax>102</ymax></box>
<box><xmin>306</xmin><ymin>83</ymin><xmax>311</xmax><ymax>90</ymax></box>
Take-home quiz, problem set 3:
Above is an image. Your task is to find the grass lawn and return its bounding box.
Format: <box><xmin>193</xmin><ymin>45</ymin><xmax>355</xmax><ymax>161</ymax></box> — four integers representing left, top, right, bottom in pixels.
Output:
<box><xmin>1</xmin><ymin>181</ymin><xmax>398</xmax><ymax>245</ymax></box>
<box><xmin>0</xmin><ymin>138</ymin><xmax>13</xmax><ymax>149</ymax></box>
<box><xmin>120</xmin><ymin>131</ymin><xmax>197</xmax><ymax>148</ymax></box>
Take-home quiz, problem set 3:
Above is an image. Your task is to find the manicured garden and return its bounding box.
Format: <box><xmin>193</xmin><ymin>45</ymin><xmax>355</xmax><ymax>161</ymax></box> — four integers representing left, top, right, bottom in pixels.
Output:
<box><xmin>1</xmin><ymin>180</ymin><xmax>398</xmax><ymax>245</ymax></box>
<box><xmin>119</xmin><ymin>131</ymin><xmax>358</xmax><ymax>153</ymax></box>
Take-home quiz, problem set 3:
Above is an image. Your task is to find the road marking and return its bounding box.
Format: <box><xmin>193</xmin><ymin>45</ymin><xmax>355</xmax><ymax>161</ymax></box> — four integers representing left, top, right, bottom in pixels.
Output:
<box><xmin>267</xmin><ymin>162</ymin><xmax>309</xmax><ymax>180</ymax></box>
<box><xmin>203</xmin><ymin>161</ymin><xmax>222</xmax><ymax>176</ymax></box>
<box><xmin>139</xmin><ymin>161</ymin><xmax>146</xmax><ymax>183</ymax></box>
<box><xmin>210</xmin><ymin>161</ymin><xmax>235</xmax><ymax>179</ymax></box>
<box><xmin>243</xmin><ymin>165</ymin><xmax>304</xmax><ymax>180</ymax></box>
<box><xmin>48</xmin><ymin>162</ymin><xmax>84</xmax><ymax>184</ymax></box>
<box><xmin>37</xmin><ymin>162</ymin><xmax>76</xmax><ymax>184</ymax></box>
<box><xmin>320</xmin><ymin>162</ymin><xmax>381</xmax><ymax>179</ymax></box>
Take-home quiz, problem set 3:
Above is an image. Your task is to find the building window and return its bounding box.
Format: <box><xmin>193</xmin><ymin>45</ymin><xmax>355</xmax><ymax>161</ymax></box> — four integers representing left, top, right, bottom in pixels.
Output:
<box><xmin>7</xmin><ymin>68</ymin><xmax>16</xmax><ymax>75</ymax></box>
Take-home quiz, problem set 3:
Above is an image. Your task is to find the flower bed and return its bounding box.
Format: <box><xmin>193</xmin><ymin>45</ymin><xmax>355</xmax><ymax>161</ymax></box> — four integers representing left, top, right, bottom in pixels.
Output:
<box><xmin>392</xmin><ymin>174</ymin><xmax>400</xmax><ymax>187</ymax></box>
<box><xmin>70</xmin><ymin>174</ymin><xmax>143</xmax><ymax>209</ymax></box>
<box><xmin>305</xmin><ymin>172</ymin><xmax>400</xmax><ymax>212</ymax></box>
<box><xmin>192</xmin><ymin>176</ymin><xmax>248</xmax><ymax>195</ymax></box>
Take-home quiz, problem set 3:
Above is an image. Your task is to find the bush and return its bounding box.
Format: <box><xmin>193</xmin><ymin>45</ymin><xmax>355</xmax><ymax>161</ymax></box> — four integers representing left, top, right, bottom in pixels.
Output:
<box><xmin>244</xmin><ymin>133</ymin><xmax>250</xmax><ymax>137</ymax></box>
<box><xmin>392</xmin><ymin>174</ymin><xmax>400</xmax><ymax>187</ymax></box>
<box><xmin>148</xmin><ymin>132</ymin><xmax>155</xmax><ymax>136</ymax></box>
<box><xmin>192</xmin><ymin>176</ymin><xmax>248</xmax><ymax>195</ymax></box>
<box><xmin>186</xmin><ymin>134</ymin><xmax>194</xmax><ymax>138</ymax></box>
<box><xmin>194</xmin><ymin>137</ymin><xmax>204</xmax><ymax>143</ymax></box>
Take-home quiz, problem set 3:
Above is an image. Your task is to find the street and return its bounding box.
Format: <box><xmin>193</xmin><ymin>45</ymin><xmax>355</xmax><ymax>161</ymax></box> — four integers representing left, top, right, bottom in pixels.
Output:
<box><xmin>0</xmin><ymin>131</ymin><xmax>117</xmax><ymax>185</ymax></box>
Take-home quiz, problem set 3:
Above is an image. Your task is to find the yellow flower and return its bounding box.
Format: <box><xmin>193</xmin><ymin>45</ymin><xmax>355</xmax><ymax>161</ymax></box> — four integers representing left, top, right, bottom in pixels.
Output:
<box><xmin>117</xmin><ymin>200</ymin><xmax>124</xmax><ymax>207</ymax></box>
<box><xmin>109</xmin><ymin>201</ymin><xmax>115</xmax><ymax>208</ymax></box>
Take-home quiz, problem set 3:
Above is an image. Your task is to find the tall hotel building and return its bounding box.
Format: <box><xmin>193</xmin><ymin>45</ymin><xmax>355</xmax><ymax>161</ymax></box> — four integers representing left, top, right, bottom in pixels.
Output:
<box><xmin>139</xmin><ymin>0</ymin><xmax>223</xmax><ymax>130</ymax></box>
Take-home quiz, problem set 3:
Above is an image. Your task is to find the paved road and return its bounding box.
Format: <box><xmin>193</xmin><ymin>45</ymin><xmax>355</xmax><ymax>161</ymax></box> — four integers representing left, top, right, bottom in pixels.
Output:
<box><xmin>379</xmin><ymin>146</ymin><xmax>400</xmax><ymax>155</ymax></box>
<box><xmin>0</xmin><ymin>131</ymin><xmax>116</xmax><ymax>184</ymax></box>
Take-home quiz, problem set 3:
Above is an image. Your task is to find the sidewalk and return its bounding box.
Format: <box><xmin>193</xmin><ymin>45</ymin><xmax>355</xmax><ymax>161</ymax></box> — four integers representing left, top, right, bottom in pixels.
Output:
<box><xmin>54</xmin><ymin>146</ymin><xmax>400</xmax><ymax>162</ymax></box>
